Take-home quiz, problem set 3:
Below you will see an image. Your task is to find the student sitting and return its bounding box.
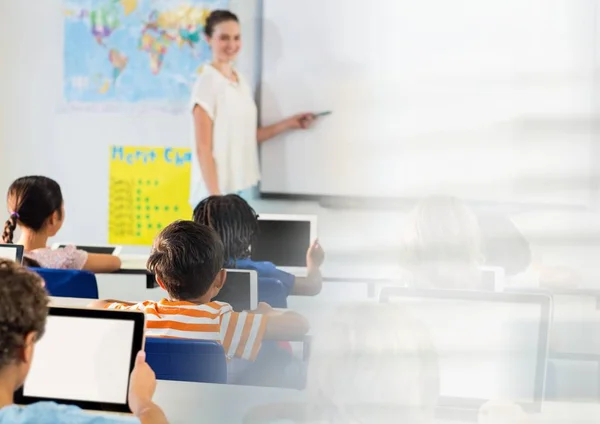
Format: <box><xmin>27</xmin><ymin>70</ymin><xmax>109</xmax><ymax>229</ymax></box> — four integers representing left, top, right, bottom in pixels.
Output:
<box><xmin>244</xmin><ymin>303</ymin><xmax>440</xmax><ymax>424</ymax></box>
<box><xmin>2</xmin><ymin>176</ymin><xmax>121</xmax><ymax>273</ymax></box>
<box><xmin>0</xmin><ymin>259</ymin><xmax>168</xmax><ymax>424</ymax></box>
<box><xmin>89</xmin><ymin>221</ymin><xmax>309</xmax><ymax>362</ymax></box>
<box><xmin>193</xmin><ymin>194</ymin><xmax>324</xmax><ymax>296</ymax></box>
<box><xmin>400</xmin><ymin>196</ymin><xmax>484</xmax><ymax>290</ymax></box>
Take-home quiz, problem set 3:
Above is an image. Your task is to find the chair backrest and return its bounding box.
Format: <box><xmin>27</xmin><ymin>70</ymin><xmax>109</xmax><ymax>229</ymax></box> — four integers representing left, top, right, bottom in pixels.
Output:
<box><xmin>258</xmin><ymin>277</ymin><xmax>288</xmax><ymax>308</ymax></box>
<box><xmin>145</xmin><ymin>337</ymin><xmax>227</xmax><ymax>384</ymax></box>
<box><xmin>30</xmin><ymin>268</ymin><xmax>99</xmax><ymax>299</ymax></box>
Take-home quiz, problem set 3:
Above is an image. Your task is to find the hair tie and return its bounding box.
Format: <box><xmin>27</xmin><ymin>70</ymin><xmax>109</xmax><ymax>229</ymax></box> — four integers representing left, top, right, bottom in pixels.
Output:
<box><xmin>10</xmin><ymin>212</ymin><xmax>19</xmax><ymax>219</ymax></box>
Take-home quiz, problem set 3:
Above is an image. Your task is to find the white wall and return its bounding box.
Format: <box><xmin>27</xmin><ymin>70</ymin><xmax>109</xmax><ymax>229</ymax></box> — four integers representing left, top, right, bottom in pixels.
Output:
<box><xmin>0</xmin><ymin>0</ymin><xmax>259</xmax><ymax>245</ymax></box>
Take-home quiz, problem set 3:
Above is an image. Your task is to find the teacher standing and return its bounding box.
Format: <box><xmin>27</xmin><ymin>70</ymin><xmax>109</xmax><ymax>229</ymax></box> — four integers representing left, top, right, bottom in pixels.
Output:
<box><xmin>189</xmin><ymin>10</ymin><xmax>314</xmax><ymax>208</ymax></box>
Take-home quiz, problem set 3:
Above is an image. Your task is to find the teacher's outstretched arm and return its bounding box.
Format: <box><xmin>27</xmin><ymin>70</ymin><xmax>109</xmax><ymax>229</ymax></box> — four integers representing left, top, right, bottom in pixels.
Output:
<box><xmin>193</xmin><ymin>105</ymin><xmax>221</xmax><ymax>195</ymax></box>
<box><xmin>257</xmin><ymin>113</ymin><xmax>315</xmax><ymax>143</ymax></box>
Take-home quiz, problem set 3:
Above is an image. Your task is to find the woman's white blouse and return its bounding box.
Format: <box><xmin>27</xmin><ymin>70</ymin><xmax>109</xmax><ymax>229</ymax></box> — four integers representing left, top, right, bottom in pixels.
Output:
<box><xmin>189</xmin><ymin>64</ymin><xmax>260</xmax><ymax>207</ymax></box>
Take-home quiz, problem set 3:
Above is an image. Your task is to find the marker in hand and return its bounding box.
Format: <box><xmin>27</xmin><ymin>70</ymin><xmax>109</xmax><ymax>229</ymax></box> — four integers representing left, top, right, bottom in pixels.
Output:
<box><xmin>314</xmin><ymin>111</ymin><xmax>332</xmax><ymax>118</ymax></box>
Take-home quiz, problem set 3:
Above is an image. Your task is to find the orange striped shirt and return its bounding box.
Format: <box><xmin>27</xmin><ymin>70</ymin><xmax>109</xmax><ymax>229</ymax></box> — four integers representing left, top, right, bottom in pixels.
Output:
<box><xmin>106</xmin><ymin>299</ymin><xmax>267</xmax><ymax>361</ymax></box>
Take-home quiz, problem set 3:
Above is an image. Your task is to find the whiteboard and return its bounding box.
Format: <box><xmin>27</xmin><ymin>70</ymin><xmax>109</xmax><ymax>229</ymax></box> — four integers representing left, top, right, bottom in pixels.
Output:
<box><xmin>259</xmin><ymin>0</ymin><xmax>599</xmax><ymax>205</ymax></box>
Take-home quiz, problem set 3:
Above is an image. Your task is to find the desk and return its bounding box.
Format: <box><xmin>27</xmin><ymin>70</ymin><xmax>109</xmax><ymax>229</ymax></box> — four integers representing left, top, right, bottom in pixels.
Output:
<box><xmin>112</xmin><ymin>254</ymin><xmax>156</xmax><ymax>289</ymax></box>
<box><xmin>50</xmin><ymin>297</ymin><xmax>98</xmax><ymax>307</ymax></box>
<box><xmin>116</xmin><ymin>253</ymin><xmax>401</xmax><ymax>291</ymax></box>
<box><xmin>153</xmin><ymin>380</ymin><xmax>301</xmax><ymax>424</ymax></box>
<box><xmin>151</xmin><ymin>380</ymin><xmax>600</xmax><ymax>423</ymax></box>
<box><xmin>506</xmin><ymin>287</ymin><xmax>600</xmax><ymax>310</ymax></box>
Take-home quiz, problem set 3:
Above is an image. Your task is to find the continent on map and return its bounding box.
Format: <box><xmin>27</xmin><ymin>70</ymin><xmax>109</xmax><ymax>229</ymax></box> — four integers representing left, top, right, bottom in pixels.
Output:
<box><xmin>139</xmin><ymin>6</ymin><xmax>210</xmax><ymax>75</ymax></box>
<box><xmin>64</xmin><ymin>0</ymin><xmax>228</xmax><ymax>107</ymax></box>
<box><xmin>155</xmin><ymin>6</ymin><xmax>210</xmax><ymax>49</ymax></box>
<box><xmin>121</xmin><ymin>0</ymin><xmax>137</xmax><ymax>16</ymax></box>
<box><xmin>139</xmin><ymin>32</ymin><xmax>170</xmax><ymax>75</ymax></box>
<box><xmin>89</xmin><ymin>2</ymin><xmax>121</xmax><ymax>45</ymax></box>
<box><xmin>109</xmin><ymin>49</ymin><xmax>128</xmax><ymax>82</ymax></box>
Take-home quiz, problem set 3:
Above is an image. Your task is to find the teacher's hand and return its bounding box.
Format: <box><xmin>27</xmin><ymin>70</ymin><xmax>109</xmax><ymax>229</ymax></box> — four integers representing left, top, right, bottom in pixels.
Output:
<box><xmin>284</xmin><ymin>113</ymin><xmax>315</xmax><ymax>130</ymax></box>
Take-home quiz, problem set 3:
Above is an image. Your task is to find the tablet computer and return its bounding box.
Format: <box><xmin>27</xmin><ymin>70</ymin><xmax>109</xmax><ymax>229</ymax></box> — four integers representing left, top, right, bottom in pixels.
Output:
<box><xmin>212</xmin><ymin>269</ymin><xmax>258</xmax><ymax>311</ymax></box>
<box><xmin>251</xmin><ymin>214</ymin><xmax>317</xmax><ymax>274</ymax></box>
<box><xmin>0</xmin><ymin>244</ymin><xmax>24</xmax><ymax>264</ymax></box>
<box><xmin>15</xmin><ymin>307</ymin><xmax>145</xmax><ymax>413</ymax></box>
<box><xmin>51</xmin><ymin>243</ymin><xmax>122</xmax><ymax>256</ymax></box>
<box><xmin>380</xmin><ymin>287</ymin><xmax>551</xmax><ymax>417</ymax></box>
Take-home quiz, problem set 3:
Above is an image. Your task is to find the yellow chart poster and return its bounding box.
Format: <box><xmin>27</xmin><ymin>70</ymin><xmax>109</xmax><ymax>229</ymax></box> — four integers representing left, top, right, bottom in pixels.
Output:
<box><xmin>109</xmin><ymin>146</ymin><xmax>192</xmax><ymax>245</ymax></box>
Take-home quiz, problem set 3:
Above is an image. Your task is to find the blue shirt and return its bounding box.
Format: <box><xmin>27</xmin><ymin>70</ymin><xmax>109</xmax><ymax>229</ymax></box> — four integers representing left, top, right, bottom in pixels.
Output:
<box><xmin>233</xmin><ymin>259</ymin><xmax>296</xmax><ymax>296</ymax></box>
<box><xmin>0</xmin><ymin>402</ymin><xmax>139</xmax><ymax>424</ymax></box>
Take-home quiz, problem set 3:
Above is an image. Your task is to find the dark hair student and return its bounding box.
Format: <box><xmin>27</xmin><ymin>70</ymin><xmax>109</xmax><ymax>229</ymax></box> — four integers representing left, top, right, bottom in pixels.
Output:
<box><xmin>147</xmin><ymin>220</ymin><xmax>225</xmax><ymax>300</ymax></box>
<box><xmin>2</xmin><ymin>176</ymin><xmax>121</xmax><ymax>273</ymax></box>
<box><xmin>204</xmin><ymin>10</ymin><xmax>239</xmax><ymax>37</ymax></box>
<box><xmin>193</xmin><ymin>195</ymin><xmax>324</xmax><ymax>297</ymax></box>
<box><xmin>193</xmin><ymin>194</ymin><xmax>258</xmax><ymax>264</ymax></box>
<box><xmin>3</xmin><ymin>176</ymin><xmax>63</xmax><ymax>244</ymax></box>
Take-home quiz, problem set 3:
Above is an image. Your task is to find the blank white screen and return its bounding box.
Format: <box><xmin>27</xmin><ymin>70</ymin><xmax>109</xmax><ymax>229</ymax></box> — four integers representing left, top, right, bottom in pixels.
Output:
<box><xmin>389</xmin><ymin>298</ymin><xmax>544</xmax><ymax>402</ymax></box>
<box><xmin>0</xmin><ymin>246</ymin><xmax>17</xmax><ymax>262</ymax></box>
<box><xmin>260</xmin><ymin>0</ymin><xmax>597</xmax><ymax>206</ymax></box>
<box><xmin>24</xmin><ymin>316</ymin><xmax>135</xmax><ymax>404</ymax></box>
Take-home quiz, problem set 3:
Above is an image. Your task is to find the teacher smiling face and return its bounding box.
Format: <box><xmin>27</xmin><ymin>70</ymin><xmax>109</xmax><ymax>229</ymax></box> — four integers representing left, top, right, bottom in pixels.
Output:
<box><xmin>189</xmin><ymin>10</ymin><xmax>314</xmax><ymax>207</ymax></box>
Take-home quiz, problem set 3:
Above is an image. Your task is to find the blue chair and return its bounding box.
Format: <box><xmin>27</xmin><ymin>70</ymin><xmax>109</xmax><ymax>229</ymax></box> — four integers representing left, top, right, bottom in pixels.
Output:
<box><xmin>30</xmin><ymin>268</ymin><xmax>99</xmax><ymax>299</ymax></box>
<box><xmin>258</xmin><ymin>277</ymin><xmax>288</xmax><ymax>308</ymax></box>
<box><xmin>145</xmin><ymin>337</ymin><xmax>227</xmax><ymax>383</ymax></box>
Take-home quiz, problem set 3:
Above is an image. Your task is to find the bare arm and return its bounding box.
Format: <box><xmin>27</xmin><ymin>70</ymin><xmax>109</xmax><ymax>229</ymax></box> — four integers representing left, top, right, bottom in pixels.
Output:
<box><xmin>262</xmin><ymin>308</ymin><xmax>310</xmax><ymax>341</ymax></box>
<box><xmin>257</xmin><ymin>120</ymin><xmax>292</xmax><ymax>143</ymax></box>
<box><xmin>193</xmin><ymin>105</ymin><xmax>220</xmax><ymax>195</ymax></box>
<box><xmin>87</xmin><ymin>299</ymin><xmax>136</xmax><ymax>308</ymax></box>
<box><xmin>291</xmin><ymin>266</ymin><xmax>322</xmax><ymax>296</ymax></box>
<box><xmin>136</xmin><ymin>402</ymin><xmax>169</xmax><ymax>424</ymax></box>
<box><xmin>129</xmin><ymin>351</ymin><xmax>169</xmax><ymax>424</ymax></box>
<box><xmin>292</xmin><ymin>240</ymin><xmax>325</xmax><ymax>296</ymax></box>
<box><xmin>257</xmin><ymin>113</ymin><xmax>315</xmax><ymax>144</ymax></box>
<box><xmin>82</xmin><ymin>254</ymin><xmax>121</xmax><ymax>273</ymax></box>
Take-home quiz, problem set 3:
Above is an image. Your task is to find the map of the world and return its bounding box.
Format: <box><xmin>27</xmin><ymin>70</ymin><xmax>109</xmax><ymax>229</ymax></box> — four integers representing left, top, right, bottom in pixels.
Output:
<box><xmin>64</xmin><ymin>0</ymin><xmax>228</xmax><ymax>110</ymax></box>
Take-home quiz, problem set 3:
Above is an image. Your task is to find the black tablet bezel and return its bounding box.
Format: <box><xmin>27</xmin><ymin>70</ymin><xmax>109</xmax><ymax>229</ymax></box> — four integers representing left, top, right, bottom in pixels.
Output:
<box><xmin>380</xmin><ymin>287</ymin><xmax>551</xmax><ymax>414</ymax></box>
<box><xmin>0</xmin><ymin>244</ymin><xmax>24</xmax><ymax>264</ymax></box>
<box><xmin>57</xmin><ymin>245</ymin><xmax>118</xmax><ymax>255</ymax></box>
<box><xmin>14</xmin><ymin>307</ymin><xmax>146</xmax><ymax>413</ymax></box>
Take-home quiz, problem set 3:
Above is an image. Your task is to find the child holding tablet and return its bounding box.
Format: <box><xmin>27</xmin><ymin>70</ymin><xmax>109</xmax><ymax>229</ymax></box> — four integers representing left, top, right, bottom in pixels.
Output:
<box><xmin>2</xmin><ymin>176</ymin><xmax>121</xmax><ymax>272</ymax></box>
<box><xmin>193</xmin><ymin>195</ymin><xmax>324</xmax><ymax>296</ymax></box>
<box><xmin>0</xmin><ymin>259</ymin><xmax>167</xmax><ymax>424</ymax></box>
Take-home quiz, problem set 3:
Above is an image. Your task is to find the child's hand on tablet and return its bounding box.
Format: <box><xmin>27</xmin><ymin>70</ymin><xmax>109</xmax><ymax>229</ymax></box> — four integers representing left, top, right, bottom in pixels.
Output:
<box><xmin>306</xmin><ymin>240</ymin><xmax>325</xmax><ymax>269</ymax></box>
<box><xmin>128</xmin><ymin>351</ymin><xmax>157</xmax><ymax>415</ymax></box>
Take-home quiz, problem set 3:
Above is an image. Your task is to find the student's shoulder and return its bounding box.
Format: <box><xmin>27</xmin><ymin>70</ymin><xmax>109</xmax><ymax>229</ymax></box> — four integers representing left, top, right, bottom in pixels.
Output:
<box><xmin>27</xmin><ymin>245</ymin><xmax>87</xmax><ymax>270</ymax></box>
<box><xmin>205</xmin><ymin>300</ymin><xmax>234</xmax><ymax>315</ymax></box>
<box><xmin>0</xmin><ymin>402</ymin><xmax>138</xmax><ymax>423</ymax></box>
<box><xmin>235</xmin><ymin>259</ymin><xmax>277</xmax><ymax>272</ymax></box>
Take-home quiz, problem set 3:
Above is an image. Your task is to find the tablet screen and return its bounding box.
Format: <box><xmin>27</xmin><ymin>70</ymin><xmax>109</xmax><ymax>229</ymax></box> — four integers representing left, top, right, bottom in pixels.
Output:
<box><xmin>386</xmin><ymin>295</ymin><xmax>547</xmax><ymax>409</ymax></box>
<box><xmin>0</xmin><ymin>245</ymin><xmax>19</xmax><ymax>262</ymax></box>
<box><xmin>23</xmin><ymin>315</ymin><xmax>135</xmax><ymax>405</ymax></box>
<box><xmin>213</xmin><ymin>271</ymin><xmax>254</xmax><ymax>311</ymax></box>
<box><xmin>252</xmin><ymin>220</ymin><xmax>311</xmax><ymax>267</ymax></box>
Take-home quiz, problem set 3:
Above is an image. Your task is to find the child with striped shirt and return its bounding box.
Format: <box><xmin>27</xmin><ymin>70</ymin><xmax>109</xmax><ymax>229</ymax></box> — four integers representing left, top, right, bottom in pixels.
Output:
<box><xmin>89</xmin><ymin>221</ymin><xmax>309</xmax><ymax>362</ymax></box>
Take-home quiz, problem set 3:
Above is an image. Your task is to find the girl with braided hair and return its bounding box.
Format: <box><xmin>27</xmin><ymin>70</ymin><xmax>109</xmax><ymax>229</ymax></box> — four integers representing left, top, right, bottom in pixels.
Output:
<box><xmin>3</xmin><ymin>176</ymin><xmax>120</xmax><ymax>272</ymax></box>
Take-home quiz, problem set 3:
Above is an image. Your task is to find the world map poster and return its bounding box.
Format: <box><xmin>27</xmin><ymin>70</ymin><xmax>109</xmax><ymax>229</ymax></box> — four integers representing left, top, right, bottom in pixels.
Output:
<box><xmin>63</xmin><ymin>0</ymin><xmax>228</xmax><ymax>111</ymax></box>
